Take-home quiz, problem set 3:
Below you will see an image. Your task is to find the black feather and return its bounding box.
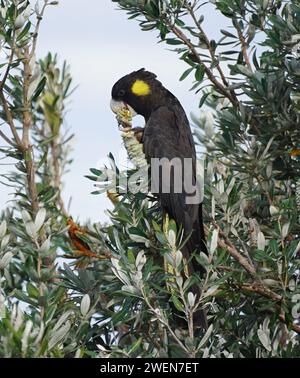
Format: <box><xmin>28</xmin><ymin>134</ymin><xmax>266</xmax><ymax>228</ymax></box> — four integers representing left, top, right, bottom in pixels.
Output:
<box><xmin>112</xmin><ymin>70</ymin><xmax>208</xmax><ymax>328</ymax></box>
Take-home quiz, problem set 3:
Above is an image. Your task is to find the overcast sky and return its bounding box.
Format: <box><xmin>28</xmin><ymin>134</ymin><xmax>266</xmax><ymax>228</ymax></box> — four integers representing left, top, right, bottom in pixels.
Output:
<box><xmin>0</xmin><ymin>0</ymin><xmax>228</xmax><ymax>223</ymax></box>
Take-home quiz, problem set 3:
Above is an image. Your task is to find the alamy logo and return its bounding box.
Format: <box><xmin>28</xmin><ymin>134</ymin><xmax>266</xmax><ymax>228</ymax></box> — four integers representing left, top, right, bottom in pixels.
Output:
<box><xmin>95</xmin><ymin>156</ymin><xmax>205</xmax><ymax>205</ymax></box>
<box><xmin>150</xmin><ymin>157</ymin><xmax>203</xmax><ymax>204</ymax></box>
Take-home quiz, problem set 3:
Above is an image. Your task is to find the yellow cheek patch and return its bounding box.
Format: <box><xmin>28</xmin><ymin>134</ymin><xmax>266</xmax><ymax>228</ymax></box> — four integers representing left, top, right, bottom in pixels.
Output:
<box><xmin>131</xmin><ymin>80</ymin><xmax>151</xmax><ymax>96</ymax></box>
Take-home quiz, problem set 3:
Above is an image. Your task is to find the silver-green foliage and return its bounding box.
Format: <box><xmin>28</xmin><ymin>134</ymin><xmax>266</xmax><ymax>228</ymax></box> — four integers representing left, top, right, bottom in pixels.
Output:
<box><xmin>104</xmin><ymin>0</ymin><xmax>300</xmax><ymax>357</ymax></box>
<box><xmin>1</xmin><ymin>0</ymin><xmax>300</xmax><ymax>358</ymax></box>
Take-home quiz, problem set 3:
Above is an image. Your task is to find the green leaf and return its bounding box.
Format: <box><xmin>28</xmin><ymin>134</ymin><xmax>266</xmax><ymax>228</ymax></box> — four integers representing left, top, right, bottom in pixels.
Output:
<box><xmin>252</xmin><ymin>49</ymin><xmax>259</xmax><ymax>70</ymax></box>
<box><xmin>32</xmin><ymin>76</ymin><xmax>46</xmax><ymax>102</ymax></box>
<box><xmin>14</xmin><ymin>290</ymin><xmax>37</xmax><ymax>306</ymax></box>
<box><xmin>195</xmin><ymin>65</ymin><xmax>205</xmax><ymax>81</ymax></box>
<box><xmin>179</xmin><ymin>67</ymin><xmax>194</xmax><ymax>81</ymax></box>
<box><xmin>89</xmin><ymin>168</ymin><xmax>103</xmax><ymax>176</ymax></box>
<box><xmin>171</xmin><ymin>295</ymin><xmax>184</xmax><ymax>312</ymax></box>
<box><xmin>129</xmin><ymin>337</ymin><xmax>143</xmax><ymax>355</ymax></box>
<box><xmin>199</xmin><ymin>92</ymin><xmax>210</xmax><ymax>108</ymax></box>
<box><xmin>220</xmin><ymin>29</ymin><xmax>236</xmax><ymax>38</ymax></box>
<box><xmin>127</xmin><ymin>249</ymin><xmax>135</xmax><ymax>264</ymax></box>
<box><xmin>26</xmin><ymin>282</ymin><xmax>39</xmax><ymax>298</ymax></box>
<box><xmin>84</xmin><ymin>175</ymin><xmax>99</xmax><ymax>182</ymax></box>
<box><xmin>37</xmin><ymin>150</ymin><xmax>48</xmax><ymax>170</ymax></box>
<box><xmin>168</xmin><ymin>219</ymin><xmax>177</xmax><ymax>235</ymax></box>
<box><xmin>165</xmin><ymin>38</ymin><xmax>182</xmax><ymax>45</ymax></box>
<box><xmin>16</xmin><ymin>21</ymin><xmax>31</xmax><ymax>41</ymax></box>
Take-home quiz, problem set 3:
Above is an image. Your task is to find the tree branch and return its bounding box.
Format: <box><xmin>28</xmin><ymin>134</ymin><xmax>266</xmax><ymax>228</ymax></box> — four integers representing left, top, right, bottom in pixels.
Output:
<box><xmin>204</xmin><ymin>219</ymin><xmax>257</xmax><ymax>277</ymax></box>
<box><xmin>0</xmin><ymin>91</ymin><xmax>23</xmax><ymax>148</ymax></box>
<box><xmin>279</xmin><ymin>314</ymin><xmax>300</xmax><ymax>335</ymax></box>
<box><xmin>0</xmin><ymin>45</ymin><xmax>14</xmax><ymax>92</ymax></box>
<box><xmin>239</xmin><ymin>282</ymin><xmax>282</xmax><ymax>302</ymax></box>
<box><xmin>141</xmin><ymin>286</ymin><xmax>191</xmax><ymax>356</ymax></box>
<box><xmin>235</xmin><ymin>23</ymin><xmax>253</xmax><ymax>72</ymax></box>
<box><xmin>21</xmin><ymin>47</ymin><xmax>39</xmax><ymax>216</ymax></box>
<box><xmin>240</xmin><ymin>284</ymin><xmax>300</xmax><ymax>335</ymax></box>
<box><xmin>167</xmin><ymin>21</ymin><xmax>238</xmax><ymax>107</ymax></box>
<box><xmin>204</xmin><ymin>218</ymin><xmax>300</xmax><ymax>335</ymax></box>
<box><xmin>30</xmin><ymin>1</ymin><xmax>49</xmax><ymax>59</ymax></box>
<box><xmin>187</xmin><ymin>5</ymin><xmax>230</xmax><ymax>88</ymax></box>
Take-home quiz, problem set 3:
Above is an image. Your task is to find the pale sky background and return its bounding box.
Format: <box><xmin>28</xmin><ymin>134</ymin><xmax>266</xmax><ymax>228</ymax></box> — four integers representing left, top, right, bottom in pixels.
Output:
<box><xmin>0</xmin><ymin>0</ymin><xmax>228</xmax><ymax>223</ymax></box>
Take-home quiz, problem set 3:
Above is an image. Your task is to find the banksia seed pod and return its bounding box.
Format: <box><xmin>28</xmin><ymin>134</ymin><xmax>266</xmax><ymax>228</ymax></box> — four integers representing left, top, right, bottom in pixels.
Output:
<box><xmin>121</xmin><ymin>130</ymin><xmax>148</xmax><ymax>170</ymax></box>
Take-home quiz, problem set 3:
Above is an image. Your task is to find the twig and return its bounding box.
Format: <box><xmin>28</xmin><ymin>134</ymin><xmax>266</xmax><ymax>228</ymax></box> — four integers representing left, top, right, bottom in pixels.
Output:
<box><xmin>239</xmin><ymin>282</ymin><xmax>282</xmax><ymax>302</ymax></box>
<box><xmin>0</xmin><ymin>91</ymin><xmax>23</xmax><ymax>148</ymax></box>
<box><xmin>175</xmin><ymin>270</ymin><xmax>195</xmax><ymax>347</ymax></box>
<box><xmin>0</xmin><ymin>43</ymin><xmax>15</xmax><ymax>92</ymax></box>
<box><xmin>204</xmin><ymin>219</ymin><xmax>257</xmax><ymax>277</ymax></box>
<box><xmin>235</xmin><ymin>24</ymin><xmax>253</xmax><ymax>72</ymax></box>
<box><xmin>240</xmin><ymin>284</ymin><xmax>300</xmax><ymax>335</ymax></box>
<box><xmin>279</xmin><ymin>314</ymin><xmax>300</xmax><ymax>335</ymax></box>
<box><xmin>205</xmin><ymin>219</ymin><xmax>290</xmax><ymax>305</ymax></box>
<box><xmin>255</xmin><ymin>174</ymin><xmax>273</xmax><ymax>206</ymax></box>
<box><xmin>204</xmin><ymin>214</ymin><xmax>300</xmax><ymax>335</ymax></box>
<box><xmin>217</xmin><ymin>265</ymin><xmax>242</xmax><ymax>273</ymax></box>
<box><xmin>187</xmin><ymin>5</ymin><xmax>230</xmax><ymax>88</ymax></box>
<box><xmin>29</xmin><ymin>1</ymin><xmax>49</xmax><ymax>59</ymax></box>
<box><xmin>22</xmin><ymin>47</ymin><xmax>39</xmax><ymax>216</ymax></box>
<box><xmin>141</xmin><ymin>287</ymin><xmax>191</xmax><ymax>356</ymax></box>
